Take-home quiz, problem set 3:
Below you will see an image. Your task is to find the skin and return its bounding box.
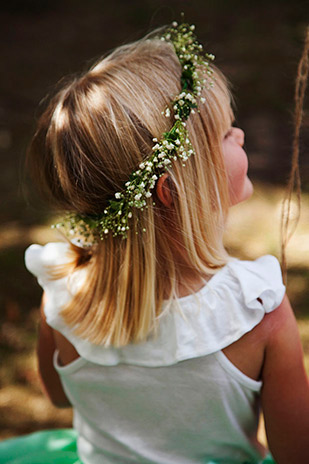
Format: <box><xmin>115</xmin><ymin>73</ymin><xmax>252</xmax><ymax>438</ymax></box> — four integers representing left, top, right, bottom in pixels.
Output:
<box><xmin>222</xmin><ymin>126</ymin><xmax>254</xmax><ymax>206</ymax></box>
<box><xmin>37</xmin><ymin>125</ymin><xmax>309</xmax><ymax>462</ymax></box>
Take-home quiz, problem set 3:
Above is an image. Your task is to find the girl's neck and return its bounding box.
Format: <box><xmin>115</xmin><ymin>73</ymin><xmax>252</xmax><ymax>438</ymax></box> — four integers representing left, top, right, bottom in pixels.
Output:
<box><xmin>167</xmin><ymin>250</ymin><xmax>209</xmax><ymax>299</ymax></box>
<box><xmin>175</xmin><ymin>273</ymin><xmax>207</xmax><ymax>298</ymax></box>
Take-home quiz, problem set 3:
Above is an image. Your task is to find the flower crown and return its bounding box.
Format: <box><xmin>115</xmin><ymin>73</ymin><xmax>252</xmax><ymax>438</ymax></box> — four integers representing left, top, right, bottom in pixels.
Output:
<box><xmin>54</xmin><ymin>21</ymin><xmax>215</xmax><ymax>243</ymax></box>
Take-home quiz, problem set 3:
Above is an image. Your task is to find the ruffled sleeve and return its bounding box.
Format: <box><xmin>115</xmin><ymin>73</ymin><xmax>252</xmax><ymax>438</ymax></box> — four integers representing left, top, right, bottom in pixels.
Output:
<box><xmin>25</xmin><ymin>242</ymin><xmax>84</xmax><ymax>332</ymax></box>
<box><xmin>227</xmin><ymin>255</ymin><xmax>285</xmax><ymax>312</ymax></box>
<box><xmin>25</xmin><ymin>242</ymin><xmax>71</xmax><ymax>284</ymax></box>
<box><xmin>24</xmin><ymin>246</ymin><xmax>286</xmax><ymax>367</ymax></box>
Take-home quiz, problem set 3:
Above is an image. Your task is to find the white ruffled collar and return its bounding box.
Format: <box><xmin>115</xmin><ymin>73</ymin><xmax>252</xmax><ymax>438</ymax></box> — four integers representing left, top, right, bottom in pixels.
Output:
<box><xmin>25</xmin><ymin>243</ymin><xmax>285</xmax><ymax>367</ymax></box>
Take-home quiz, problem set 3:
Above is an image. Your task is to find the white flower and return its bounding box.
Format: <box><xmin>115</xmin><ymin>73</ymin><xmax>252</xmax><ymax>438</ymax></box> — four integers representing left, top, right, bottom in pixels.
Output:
<box><xmin>68</xmin><ymin>24</ymin><xmax>216</xmax><ymax>241</ymax></box>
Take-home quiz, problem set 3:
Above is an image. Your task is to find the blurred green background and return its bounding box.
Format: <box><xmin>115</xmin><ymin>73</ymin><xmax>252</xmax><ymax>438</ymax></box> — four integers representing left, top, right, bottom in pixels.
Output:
<box><xmin>0</xmin><ymin>0</ymin><xmax>308</xmax><ymax>441</ymax></box>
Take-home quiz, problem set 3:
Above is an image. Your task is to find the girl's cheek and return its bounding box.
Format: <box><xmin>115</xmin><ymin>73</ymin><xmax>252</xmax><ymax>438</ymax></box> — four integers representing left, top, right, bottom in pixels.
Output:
<box><xmin>228</xmin><ymin>154</ymin><xmax>253</xmax><ymax>206</ymax></box>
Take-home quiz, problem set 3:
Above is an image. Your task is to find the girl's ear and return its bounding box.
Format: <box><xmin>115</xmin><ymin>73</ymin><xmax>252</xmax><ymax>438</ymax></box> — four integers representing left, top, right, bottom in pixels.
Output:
<box><xmin>156</xmin><ymin>173</ymin><xmax>173</xmax><ymax>207</ymax></box>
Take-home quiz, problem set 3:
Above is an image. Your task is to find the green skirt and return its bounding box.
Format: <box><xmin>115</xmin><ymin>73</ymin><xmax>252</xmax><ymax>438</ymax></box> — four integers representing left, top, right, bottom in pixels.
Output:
<box><xmin>0</xmin><ymin>429</ymin><xmax>275</xmax><ymax>464</ymax></box>
<box><xmin>0</xmin><ymin>429</ymin><xmax>81</xmax><ymax>464</ymax></box>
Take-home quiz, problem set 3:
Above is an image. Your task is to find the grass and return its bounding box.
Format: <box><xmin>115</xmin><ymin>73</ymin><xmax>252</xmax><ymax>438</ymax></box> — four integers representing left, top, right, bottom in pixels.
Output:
<box><xmin>0</xmin><ymin>182</ymin><xmax>308</xmax><ymax>443</ymax></box>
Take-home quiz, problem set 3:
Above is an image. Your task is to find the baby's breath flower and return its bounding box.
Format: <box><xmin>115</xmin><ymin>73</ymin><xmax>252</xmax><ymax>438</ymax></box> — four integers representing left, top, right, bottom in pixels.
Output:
<box><xmin>54</xmin><ymin>20</ymin><xmax>214</xmax><ymax>242</ymax></box>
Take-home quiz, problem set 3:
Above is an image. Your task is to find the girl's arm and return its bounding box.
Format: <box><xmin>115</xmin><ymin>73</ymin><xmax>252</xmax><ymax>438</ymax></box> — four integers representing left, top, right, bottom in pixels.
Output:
<box><xmin>262</xmin><ymin>294</ymin><xmax>309</xmax><ymax>463</ymax></box>
<box><xmin>37</xmin><ymin>293</ymin><xmax>71</xmax><ymax>408</ymax></box>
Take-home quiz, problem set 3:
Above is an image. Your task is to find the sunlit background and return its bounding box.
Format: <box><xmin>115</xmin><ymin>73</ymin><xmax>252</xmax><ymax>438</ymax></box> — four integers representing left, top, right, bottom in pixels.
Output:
<box><xmin>0</xmin><ymin>0</ymin><xmax>308</xmax><ymax>444</ymax></box>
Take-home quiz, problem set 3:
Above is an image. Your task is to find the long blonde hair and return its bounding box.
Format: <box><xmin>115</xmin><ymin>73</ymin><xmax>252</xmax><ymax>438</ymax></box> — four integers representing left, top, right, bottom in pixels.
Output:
<box><xmin>28</xmin><ymin>36</ymin><xmax>233</xmax><ymax>347</ymax></box>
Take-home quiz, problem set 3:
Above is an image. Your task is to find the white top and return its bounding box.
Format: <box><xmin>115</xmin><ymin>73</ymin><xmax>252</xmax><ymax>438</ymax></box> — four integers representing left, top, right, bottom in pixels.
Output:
<box><xmin>25</xmin><ymin>242</ymin><xmax>285</xmax><ymax>464</ymax></box>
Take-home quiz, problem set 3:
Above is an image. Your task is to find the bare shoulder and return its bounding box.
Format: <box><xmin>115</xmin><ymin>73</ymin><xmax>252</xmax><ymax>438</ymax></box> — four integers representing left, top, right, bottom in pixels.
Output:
<box><xmin>261</xmin><ymin>294</ymin><xmax>309</xmax><ymax>463</ymax></box>
<box><xmin>222</xmin><ymin>295</ymin><xmax>303</xmax><ymax>382</ymax></box>
<box><xmin>222</xmin><ymin>301</ymin><xmax>281</xmax><ymax>381</ymax></box>
<box><xmin>262</xmin><ymin>294</ymin><xmax>307</xmax><ymax>381</ymax></box>
<box><xmin>53</xmin><ymin>329</ymin><xmax>80</xmax><ymax>366</ymax></box>
<box><xmin>225</xmin><ymin>296</ymin><xmax>309</xmax><ymax>461</ymax></box>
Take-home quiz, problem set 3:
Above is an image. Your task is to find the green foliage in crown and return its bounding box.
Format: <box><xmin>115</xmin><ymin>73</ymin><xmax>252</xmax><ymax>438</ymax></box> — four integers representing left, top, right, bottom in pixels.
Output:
<box><xmin>54</xmin><ymin>21</ymin><xmax>215</xmax><ymax>243</ymax></box>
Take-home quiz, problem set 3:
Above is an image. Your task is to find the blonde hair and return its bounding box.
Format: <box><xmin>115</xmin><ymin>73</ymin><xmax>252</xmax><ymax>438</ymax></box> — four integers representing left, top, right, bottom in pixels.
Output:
<box><xmin>28</xmin><ymin>36</ymin><xmax>233</xmax><ymax>347</ymax></box>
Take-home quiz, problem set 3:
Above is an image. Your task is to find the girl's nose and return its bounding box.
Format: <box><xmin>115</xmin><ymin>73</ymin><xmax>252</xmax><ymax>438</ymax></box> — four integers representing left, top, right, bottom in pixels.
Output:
<box><xmin>233</xmin><ymin>127</ymin><xmax>245</xmax><ymax>147</ymax></box>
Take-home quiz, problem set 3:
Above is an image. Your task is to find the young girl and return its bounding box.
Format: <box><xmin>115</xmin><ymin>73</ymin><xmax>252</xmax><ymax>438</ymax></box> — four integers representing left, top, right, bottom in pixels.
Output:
<box><xmin>22</xmin><ymin>21</ymin><xmax>309</xmax><ymax>464</ymax></box>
